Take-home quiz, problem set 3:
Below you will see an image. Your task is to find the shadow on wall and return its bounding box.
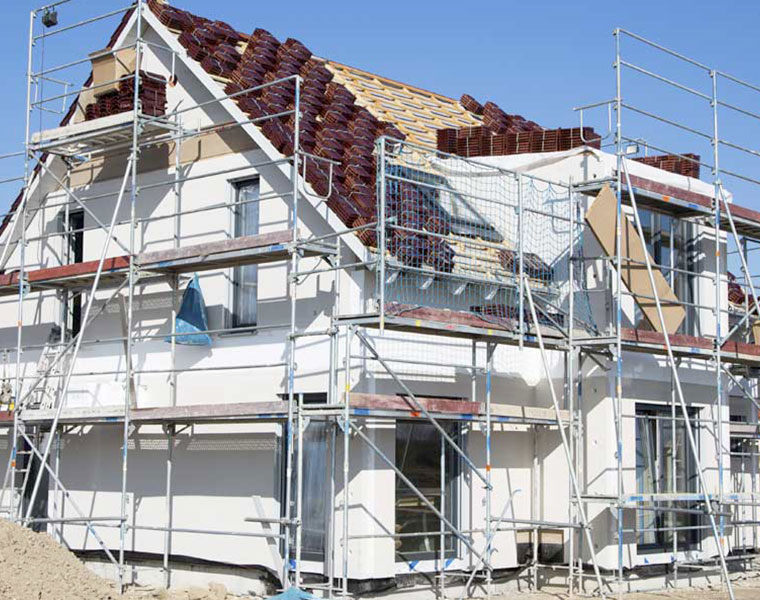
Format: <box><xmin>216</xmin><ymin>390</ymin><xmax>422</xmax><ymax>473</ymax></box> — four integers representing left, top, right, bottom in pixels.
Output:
<box><xmin>58</xmin><ymin>427</ymin><xmax>279</xmax><ymax>498</ymax></box>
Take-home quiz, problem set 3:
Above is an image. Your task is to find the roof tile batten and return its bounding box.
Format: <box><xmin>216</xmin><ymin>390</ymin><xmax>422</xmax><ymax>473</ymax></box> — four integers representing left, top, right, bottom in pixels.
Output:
<box><xmin>323</xmin><ymin>60</ymin><xmax>482</xmax><ymax>147</ymax></box>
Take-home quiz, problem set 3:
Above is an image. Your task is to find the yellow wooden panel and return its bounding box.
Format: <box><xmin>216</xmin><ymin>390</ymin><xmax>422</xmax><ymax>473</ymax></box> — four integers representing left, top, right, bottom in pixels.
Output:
<box><xmin>324</xmin><ymin>60</ymin><xmax>481</xmax><ymax>148</ymax></box>
<box><xmin>586</xmin><ymin>185</ymin><xmax>685</xmax><ymax>335</ymax></box>
<box><xmin>90</xmin><ymin>47</ymin><xmax>137</xmax><ymax>97</ymax></box>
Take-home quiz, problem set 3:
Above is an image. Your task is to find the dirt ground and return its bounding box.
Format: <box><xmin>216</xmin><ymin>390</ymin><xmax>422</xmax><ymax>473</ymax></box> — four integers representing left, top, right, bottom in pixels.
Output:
<box><xmin>493</xmin><ymin>577</ymin><xmax>760</xmax><ymax>600</ymax></box>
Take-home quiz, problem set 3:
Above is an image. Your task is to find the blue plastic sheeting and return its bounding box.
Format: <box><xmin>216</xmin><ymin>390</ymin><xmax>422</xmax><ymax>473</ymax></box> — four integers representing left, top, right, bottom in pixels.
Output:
<box><xmin>165</xmin><ymin>273</ymin><xmax>212</xmax><ymax>346</ymax></box>
<box><xmin>267</xmin><ymin>588</ymin><xmax>321</xmax><ymax>600</ymax></box>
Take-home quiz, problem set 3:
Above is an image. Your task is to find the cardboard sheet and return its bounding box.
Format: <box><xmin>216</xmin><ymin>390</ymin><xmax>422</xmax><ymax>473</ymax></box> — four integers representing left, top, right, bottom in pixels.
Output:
<box><xmin>586</xmin><ymin>185</ymin><xmax>686</xmax><ymax>335</ymax></box>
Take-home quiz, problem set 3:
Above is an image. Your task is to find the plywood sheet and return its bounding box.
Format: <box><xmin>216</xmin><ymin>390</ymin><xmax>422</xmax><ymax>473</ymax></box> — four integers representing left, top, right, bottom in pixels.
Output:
<box><xmin>586</xmin><ymin>185</ymin><xmax>685</xmax><ymax>335</ymax></box>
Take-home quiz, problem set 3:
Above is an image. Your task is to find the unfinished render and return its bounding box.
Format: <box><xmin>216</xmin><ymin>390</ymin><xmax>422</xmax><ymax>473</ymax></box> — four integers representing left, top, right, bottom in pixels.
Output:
<box><xmin>2</xmin><ymin>3</ymin><xmax>760</xmax><ymax>600</ymax></box>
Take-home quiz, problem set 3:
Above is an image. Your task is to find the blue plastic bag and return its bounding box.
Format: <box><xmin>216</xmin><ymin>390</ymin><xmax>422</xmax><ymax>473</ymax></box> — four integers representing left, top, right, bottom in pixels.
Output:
<box><xmin>165</xmin><ymin>273</ymin><xmax>212</xmax><ymax>346</ymax></box>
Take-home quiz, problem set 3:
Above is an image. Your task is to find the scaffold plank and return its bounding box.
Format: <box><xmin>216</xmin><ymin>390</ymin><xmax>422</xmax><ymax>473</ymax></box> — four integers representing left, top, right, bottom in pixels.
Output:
<box><xmin>0</xmin><ymin>392</ymin><xmax>568</xmax><ymax>427</ymax></box>
<box><xmin>0</xmin><ymin>229</ymin><xmax>299</xmax><ymax>296</ymax></box>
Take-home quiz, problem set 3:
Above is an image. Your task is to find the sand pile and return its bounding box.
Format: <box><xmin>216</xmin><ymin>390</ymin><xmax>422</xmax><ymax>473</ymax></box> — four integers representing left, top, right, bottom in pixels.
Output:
<box><xmin>0</xmin><ymin>519</ymin><xmax>244</xmax><ymax>600</ymax></box>
<box><xmin>0</xmin><ymin>518</ymin><xmax>122</xmax><ymax>599</ymax></box>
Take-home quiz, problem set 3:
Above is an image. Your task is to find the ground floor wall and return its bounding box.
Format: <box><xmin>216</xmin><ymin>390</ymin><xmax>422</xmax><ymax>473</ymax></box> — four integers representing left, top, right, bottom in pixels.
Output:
<box><xmin>0</xmin><ymin>417</ymin><xmax>571</xmax><ymax>587</ymax></box>
<box><xmin>0</xmin><ymin>349</ymin><xmax>757</xmax><ymax>596</ymax></box>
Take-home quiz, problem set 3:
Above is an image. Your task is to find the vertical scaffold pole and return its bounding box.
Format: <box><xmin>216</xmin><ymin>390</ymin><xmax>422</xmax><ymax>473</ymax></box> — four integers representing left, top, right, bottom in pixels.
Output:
<box><xmin>295</xmin><ymin>392</ymin><xmax>305</xmax><ymax>588</ymax></box>
<box><xmin>284</xmin><ymin>73</ymin><xmax>301</xmax><ymax>589</ymax></box>
<box><xmin>120</xmin><ymin>2</ymin><xmax>143</xmax><ymax>587</ymax></box>
<box><xmin>378</xmin><ymin>138</ymin><xmax>386</xmax><ymax>333</ymax></box>
<box><xmin>532</xmin><ymin>425</ymin><xmax>539</xmax><ymax>591</ymax></box>
<box><xmin>471</xmin><ymin>340</ymin><xmax>477</xmax><ymax>571</ymax></box>
<box><xmin>170</xmin><ymin>114</ymin><xmax>181</xmax><ymax>411</ymax></box>
<box><xmin>438</xmin><ymin>432</ymin><xmax>446</xmax><ymax>599</ymax></box>
<box><xmin>485</xmin><ymin>342</ymin><xmax>493</xmax><ymax>598</ymax></box>
<box><xmin>518</xmin><ymin>175</ymin><xmax>524</xmax><ymax>349</ymax></box>
<box><xmin>326</xmin><ymin>422</ymin><xmax>337</xmax><ymax>598</ymax></box>
<box><xmin>12</xmin><ymin>5</ymin><xmax>37</xmax><ymax>523</ymax></box>
<box><xmin>341</xmin><ymin>325</ymin><xmax>353</xmax><ymax>598</ymax></box>
<box><xmin>613</xmin><ymin>28</ymin><xmax>625</xmax><ymax>600</ymax></box>
<box><xmin>163</xmin><ymin>424</ymin><xmax>174</xmax><ymax>588</ymax></box>
<box><xmin>710</xmin><ymin>70</ymin><xmax>726</xmax><ymax>549</ymax></box>
<box><xmin>576</xmin><ymin>354</ymin><xmax>585</xmax><ymax>595</ymax></box>
<box><xmin>568</xmin><ymin>179</ymin><xmax>576</xmax><ymax>597</ymax></box>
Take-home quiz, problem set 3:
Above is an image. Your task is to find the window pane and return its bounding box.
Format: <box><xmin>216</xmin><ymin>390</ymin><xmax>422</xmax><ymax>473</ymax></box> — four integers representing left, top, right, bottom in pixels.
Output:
<box><xmin>635</xmin><ymin>405</ymin><xmax>700</xmax><ymax>553</ymax></box>
<box><xmin>58</xmin><ymin>210</ymin><xmax>84</xmax><ymax>340</ymax></box>
<box><xmin>395</xmin><ymin>421</ymin><xmax>458</xmax><ymax>561</ymax></box>
<box><xmin>633</xmin><ymin>210</ymin><xmax>696</xmax><ymax>336</ymax></box>
<box><xmin>298</xmin><ymin>420</ymin><xmax>330</xmax><ymax>561</ymax></box>
<box><xmin>233</xmin><ymin>181</ymin><xmax>259</xmax><ymax>327</ymax></box>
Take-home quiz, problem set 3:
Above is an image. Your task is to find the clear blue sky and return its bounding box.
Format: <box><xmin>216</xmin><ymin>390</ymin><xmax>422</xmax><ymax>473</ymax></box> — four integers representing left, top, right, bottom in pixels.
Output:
<box><xmin>1</xmin><ymin>0</ymin><xmax>759</xmax><ymax>214</ymax></box>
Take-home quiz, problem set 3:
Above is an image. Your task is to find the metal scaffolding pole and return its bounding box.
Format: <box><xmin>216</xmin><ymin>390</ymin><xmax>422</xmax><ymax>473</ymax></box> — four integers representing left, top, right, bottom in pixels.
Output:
<box><xmin>10</xmin><ymin>4</ymin><xmax>37</xmax><ymax>525</ymax></box>
<box><xmin>568</xmin><ymin>178</ymin><xmax>577</xmax><ymax>597</ymax></box>
<box><xmin>341</xmin><ymin>325</ymin><xmax>353</xmax><ymax>599</ymax></box>
<box><xmin>711</xmin><ymin>68</ymin><xmax>726</xmax><ymax>544</ymax></box>
<box><xmin>613</xmin><ymin>28</ymin><xmax>625</xmax><ymax>600</ymax></box>
<box><xmin>119</xmin><ymin>3</ymin><xmax>143</xmax><ymax>587</ymax></box>
<box><xmin>484</xmin><ymin>342</ymin><xmax>493</xmax><ymax>598</ymax></box>
<box><xmin>163</xmin><ymin>424</ymin><xmax>174</xmax><ymax>588</ymax></box>
<box><xmin>290</xmin><ymin>74</ymin><xmax>302</xmax><ymax>590</ymax></box>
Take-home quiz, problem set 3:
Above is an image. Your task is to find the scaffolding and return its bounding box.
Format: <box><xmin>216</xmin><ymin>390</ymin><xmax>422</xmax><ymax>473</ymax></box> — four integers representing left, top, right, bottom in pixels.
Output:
<box><xmin>1</xmin><ymin>3</ymin><xmax>760</xmax><ymax>600</ymax></box>
<box><xmin>569</xmin><ymin>28</ymin><xmax>760</xmax><ymax>600</ymax></box>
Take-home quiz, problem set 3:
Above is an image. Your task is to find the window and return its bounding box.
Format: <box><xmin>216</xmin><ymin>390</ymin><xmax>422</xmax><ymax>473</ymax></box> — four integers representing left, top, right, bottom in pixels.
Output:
<box><xmin>634</xmin><ymin>209</ymin><xmax>697</xmax><ymax>335</ymax></box>
<box><xmin>59</xmin><ymin>210</ymin><xmax>84</xmax><ymax>339</ymax></box>
<box><xmin>231</xmin><ymin>180</ymin><xmax>259</xmax><ymax>328</ymax></box>
<box><xmin>278</xmin><ymin>393</ymin><xmax>331</xmax><ymax>563</ymax></box>
<box><xmin>297</xmin><ymin>419</ymin><xmax>331</xmax><ymax>561</ymax></box>
<box><xmin>395</xmin><ymin>420</ymin><xmax>459</xmax><ymax>561</ymax></box>
<box><xmin>387</xmin><ymin>165</ymin><xmax>502</xmax><ymax>242</ymax></box>
<box><xmin>635</xmin><ymin>404</ymin><xmax>700</xmax><ymax>553</ymax></box>
<box><xmin>20</xmin><ymin>436</ymin><xmax>49</xmax><ymax>532</ymax></box>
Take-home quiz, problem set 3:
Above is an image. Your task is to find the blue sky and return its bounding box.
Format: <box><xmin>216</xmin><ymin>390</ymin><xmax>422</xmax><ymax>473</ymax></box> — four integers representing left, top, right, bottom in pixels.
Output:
<box><xmin>1</xmin><ymin>1</ymin><xmax>759</xmax><ymax>214</ymax></box>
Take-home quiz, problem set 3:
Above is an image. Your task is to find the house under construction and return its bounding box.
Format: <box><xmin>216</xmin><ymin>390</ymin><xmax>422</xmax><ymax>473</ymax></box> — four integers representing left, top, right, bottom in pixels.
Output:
<box><xmin>2</xmin><ymin>2</ymin><xmax>760</xmax><ymax>599</ymax></box>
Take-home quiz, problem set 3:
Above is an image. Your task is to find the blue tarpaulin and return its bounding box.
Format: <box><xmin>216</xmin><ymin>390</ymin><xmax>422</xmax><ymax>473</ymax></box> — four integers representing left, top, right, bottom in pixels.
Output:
<box><xmin>165</xmin><ymin>273</ymin><xmax>212</xmax><ymax>346</ymax></box>
<box><xmin>267</xmin><ymin>588</ymin><xmax>321</xmax><ymax>600</ymax></box>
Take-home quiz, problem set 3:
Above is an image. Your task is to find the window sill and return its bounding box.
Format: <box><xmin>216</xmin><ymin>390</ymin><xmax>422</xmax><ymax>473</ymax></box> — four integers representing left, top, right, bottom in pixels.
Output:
<box><xmin>218</xmin><ymin>326</ymin><xmax>259</xmax><ymax>338</ymax></box>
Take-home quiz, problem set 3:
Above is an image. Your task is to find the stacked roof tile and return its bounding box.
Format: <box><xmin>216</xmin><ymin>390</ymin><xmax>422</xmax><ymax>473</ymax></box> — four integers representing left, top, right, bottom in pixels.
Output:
<box><xmin>435</xmin><ymin>95</ymin><xmax>606</xmax><ymax>157</ymax></box>
<box><xmin>728</xmin><ymin>272</ymin><xmax>746</xmax><ymax>306</ymax></box>
<box><xmin>633</xmin><ymin>153</ymin><xmax>700</xmax><ymax>180</ymax></box>
<box><xmin>437</xmin><ymin>124</ymin><xmax>602</xmax><ymax>157</ymax></box>
<box><xmin>148</xmin><ymin>0</ymin><xmax>404</xmax><ymax>234</ymax></box>
<box><xmin>84</xmin><ymin>71</ymin><xmax>167</xmax><ymax>121</ymax></box>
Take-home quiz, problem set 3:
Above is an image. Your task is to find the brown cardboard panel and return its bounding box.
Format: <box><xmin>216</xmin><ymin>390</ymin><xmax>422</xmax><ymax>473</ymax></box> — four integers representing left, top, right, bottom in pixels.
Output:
<box><xmin>90</xmin><ymin>47</ymin><xmax>137</xmax><ymax>97</ymax></box>
<box><xmin>752</xmin><ymin>319</ymin><xmax>760</xmax><ymax>346</ymax></box>
<box><xmin>586</xmin><ymin>185</ymin><xmax>685</xmax><ymax>335</ymax></box>
<box><xmin>68</xmin><ymin>129</ymin><xmax>256</xmax><ymax>188</ymax></box>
